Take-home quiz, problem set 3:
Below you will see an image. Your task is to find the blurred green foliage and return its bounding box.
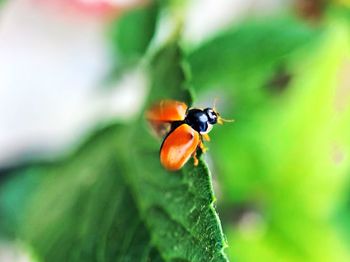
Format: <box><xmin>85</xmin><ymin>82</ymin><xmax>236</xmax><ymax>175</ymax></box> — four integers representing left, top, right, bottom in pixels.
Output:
<box><xmin>1</xmin><ymin>126</ymin><xmax>161</xmax><ymax>261</ymax></box>
<box><xmin>188</xmin><ymin>16</ymin><xmax>323</xmax><ymax>113</ymax></box>
<box><xmin>108</xmin><ymin>1</ymin><xmax>158</xmax><ymax>70</ymax></box>
<box><xmin>1</xmin><ymin>1</ymin><xmax>350</xmax><ymax>262</ymax></box>
<box><xmin>188</xmin><ymin>8</ymin><xmax>350</xmax><ymax>262</ymax></box>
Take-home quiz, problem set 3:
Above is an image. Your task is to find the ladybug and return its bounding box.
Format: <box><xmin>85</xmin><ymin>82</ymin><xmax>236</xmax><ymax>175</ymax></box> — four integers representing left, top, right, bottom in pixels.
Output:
<box><xmin>146</xmin><ymin>100</ymin><xmax>232</xmax><ymax>171</ymax></box>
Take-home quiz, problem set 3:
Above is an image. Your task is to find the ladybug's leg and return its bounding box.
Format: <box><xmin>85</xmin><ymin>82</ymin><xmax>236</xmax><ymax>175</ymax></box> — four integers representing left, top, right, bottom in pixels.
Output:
<box><xmin>192</xmin><ymin>150</ymin><xmax>199</xmax><ymax>166</ymax></box>
<box><xmin>202</xmin><ymin>134</ymin><xmax>210</xmax><ymax>141</ymax></box>
<box><xmin>199</xmin><ymin>140</ymin><xmax>208</xmax><ymax>153</ymax></box>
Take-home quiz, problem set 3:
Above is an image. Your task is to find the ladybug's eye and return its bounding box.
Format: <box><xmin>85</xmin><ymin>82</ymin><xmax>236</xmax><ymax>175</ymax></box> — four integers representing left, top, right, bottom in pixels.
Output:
<box><xmin>204</xmin><ymin>108</ymin><xmax>218</xmax><ymax>124</ymax></box>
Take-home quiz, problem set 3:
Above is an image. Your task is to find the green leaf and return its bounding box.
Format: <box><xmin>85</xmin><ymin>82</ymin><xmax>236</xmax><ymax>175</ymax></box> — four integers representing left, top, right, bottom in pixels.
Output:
<box><xmin>0</xmin><ymin>31</ymin><xmax>228</xmax><ymax>262</ymax></box>
<box><xmin>121</xmin><ymin>40</ymin><xmax>228</xmax><ymax>260</ymax></box>
<box><xmin>119</xmin><ymin>42</ymin><xmax>227</xmax><ymax>261</ymax></box>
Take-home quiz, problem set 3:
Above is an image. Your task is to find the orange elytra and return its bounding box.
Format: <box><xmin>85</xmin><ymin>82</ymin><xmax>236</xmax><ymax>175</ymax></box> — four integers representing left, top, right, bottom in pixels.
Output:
<box><xmin>146</xmin><ymin>99</ymin><xmax>233</xmax><ymax>171</ymax></box>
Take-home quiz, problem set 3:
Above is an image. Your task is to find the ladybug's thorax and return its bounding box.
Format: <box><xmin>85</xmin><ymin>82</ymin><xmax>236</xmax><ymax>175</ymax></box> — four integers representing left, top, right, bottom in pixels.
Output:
<box><xmin>185</xmin><ymin>108</ymin><xmax>217</xmax><ymax>134</ymax></box>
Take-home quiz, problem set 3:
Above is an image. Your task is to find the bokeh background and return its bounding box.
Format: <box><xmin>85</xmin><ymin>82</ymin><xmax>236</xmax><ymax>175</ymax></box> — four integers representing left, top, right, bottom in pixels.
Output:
<box><xmin>1</xmin><ymin>0</ymin><xmax>350</xmax><ymax>261</ymax></box>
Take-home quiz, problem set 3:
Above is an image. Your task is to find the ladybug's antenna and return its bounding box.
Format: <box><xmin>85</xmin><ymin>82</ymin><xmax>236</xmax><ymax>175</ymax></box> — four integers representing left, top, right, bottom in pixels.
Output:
<box><xmin>217</xmin><ymin>116</ymin><xmax>234</xmax><ymax>125</ymax></box>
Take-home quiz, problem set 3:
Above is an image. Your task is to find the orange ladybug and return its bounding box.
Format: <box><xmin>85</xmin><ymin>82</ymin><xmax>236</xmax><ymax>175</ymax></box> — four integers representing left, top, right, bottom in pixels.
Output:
<box><xmin>146</xmin><ymin>100</ymin><xmax>232</xmax><ymax>171</ymax></box>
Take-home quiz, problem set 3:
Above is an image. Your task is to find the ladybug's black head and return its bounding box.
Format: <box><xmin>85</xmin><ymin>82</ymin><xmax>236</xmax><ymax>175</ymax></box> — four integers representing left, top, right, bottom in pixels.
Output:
<box><xmin>184</xmin><ymin>105</ymin><xmax>233</xmax><ymax>134</ymax></box>
<box><xmin>185</xmin><ymin>108</ymin><xmax>220</xmax><ymax>134</ymax></box>
<box><xmin>204</xmin><ymin>108</ymin><xmax>218</xmax><ymax>125</ymax></box>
